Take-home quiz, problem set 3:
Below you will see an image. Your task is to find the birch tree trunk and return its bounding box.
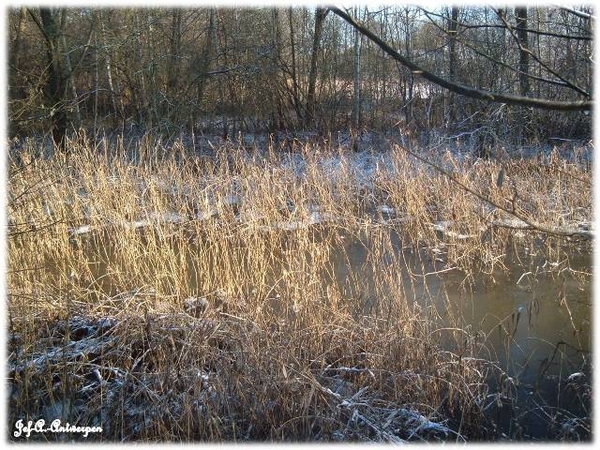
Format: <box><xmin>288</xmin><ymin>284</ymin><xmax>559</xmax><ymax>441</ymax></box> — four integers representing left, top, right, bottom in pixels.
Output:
<box><xmin>352</xmin><ymin>6</ymin><xmax>363</xmax><ymax>150</ymax></box>
<box><xmin>99</xmin><ymin>10</ymin><xmax>121</xmax><ymax>128</ymax></box>
<box><xmin>447</xmin><ymin>6</ymin><xmax>460</xmax><ymax>123</ymax></box>
<box><xmin>59</xmin><ymin>9</ymin><xmax>81</xmax><ymax>130</ymax></box>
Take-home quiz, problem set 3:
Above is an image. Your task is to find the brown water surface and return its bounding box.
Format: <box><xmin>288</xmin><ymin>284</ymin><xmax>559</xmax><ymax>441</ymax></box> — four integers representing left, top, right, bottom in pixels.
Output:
<box><xmin>77</xmin><ymin>225</ymin><xmax>591</xmax><ymax>439</ymax></box>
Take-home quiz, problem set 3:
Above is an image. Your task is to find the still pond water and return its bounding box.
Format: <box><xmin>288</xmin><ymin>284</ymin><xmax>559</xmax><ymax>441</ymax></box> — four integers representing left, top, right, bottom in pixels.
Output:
<box><xmin>79</xmin><ymin>224</ymin><xmax>591</xmax><ymax>440</ymax></box>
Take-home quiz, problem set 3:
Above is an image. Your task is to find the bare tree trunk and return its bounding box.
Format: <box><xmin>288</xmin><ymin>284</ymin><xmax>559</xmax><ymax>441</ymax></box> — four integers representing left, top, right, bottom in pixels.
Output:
<box><xmin>402</xmin><ymin>8</ymin><xmax>415</xmax><ymax>126</ymax></box>
<box><xmin>352</xmin><ymin>6</ymin><xmax>362</xmax><ymax>139</ymax></box>
<box><xmin>196</xmin><ymin>9</ymin><xmax>215</xmax><ymax>110</ymax></box>
<box><xmin>288</xmin><ymin>7</ymin><xmax>303</xmax><ymax>125</ymax></box>
<box><xmin>9</xmin><ymin>9</ymin><xmax>26</xmax><ymax>93</ymax></box>
<box><xmin>168</xmin><ymin>9</ymin><xmax>182</xmax><ymax>93</ymax></box>
<box><xmin>167</xmin><ymin>9</ymin><xmax>182</xmax><ymax>124</ymax></box>
<box><xmin>134</xmin><ymin>12</ymin><xmax>150</xmax><ymax>127</ymax></box>
<box><xmin>92</xmin><ymin>12</ymin><xmax>99</xmax><ymax>137</ymax></box>
<box><xmin>448</xmin><ymin>7</ymin><xmax>459</xmax><ymax>81</ymax></box>
<box><xmin>145</xmin><ymin>13</ymin><xmax>159</xmax><ymax>130</ymax></box>
<box><xmin>515</xmin><ymin>7</ymin><xmax>530</xmax><ymax>96</ymax></box>
<box><xmin>447</xmin><ymin>6</ymin><xmax>459</xmax><ymax>123</ymax></box>
<box><xmin>515</xmin><ymin>7</ymin><xmax>530</xmax><ymax>144</ymax></box>
<box><xmin>269</xmin><ymin>7</ymin><xmax>283</xmax><ymax>133</ymax></box>
<box><xmin>305</xmin><ymin>7</ymin><xmax>328</xmax><ymax>129</ymax></box>
<box><xmin>212</xmin><ymin>11</ymin><xmax>229</xmax><ymax>138</ymax></box>
<box><xmin>99</xmin><ymin>10</ymin><xmax>120</xmax><ymax>128</ymax></box>
<box><xmin>8</xmin><ymin>8</ymin><xmax>27</xmax><ymax>136</ymax></box>
<box><xmin>60</xmin><ymin>10</ymin><xmax>81</xmax><ymax>131</ymax></box>
<box><xmin>38</xmin><ymin>7</ymin><xmax>68</xmax><ymax>150</ymax></box>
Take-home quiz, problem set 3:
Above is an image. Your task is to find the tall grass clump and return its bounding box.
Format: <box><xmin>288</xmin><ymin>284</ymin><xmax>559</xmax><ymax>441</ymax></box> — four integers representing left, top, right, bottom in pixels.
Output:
<box><xmin>7</xmin><ymin>134</ymin><xmax>591</xmax><ymax>442</ymax></box>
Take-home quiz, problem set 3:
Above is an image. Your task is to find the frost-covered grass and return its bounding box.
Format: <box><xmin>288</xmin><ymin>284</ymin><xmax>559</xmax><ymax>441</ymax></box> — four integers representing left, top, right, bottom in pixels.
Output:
<box><xmin>7</xmin><ymin>135</ymin><xmax>592</xmax><ymax>442</ymax></box>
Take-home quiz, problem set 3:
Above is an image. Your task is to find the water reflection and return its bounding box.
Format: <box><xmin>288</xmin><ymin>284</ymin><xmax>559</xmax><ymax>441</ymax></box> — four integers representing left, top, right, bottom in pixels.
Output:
<box><xmin>76</xmin><ymin>225</ymin><xmax>591</xmax><ymax>439</ymax></box>
<box><xmin>326</xmin><ymin>230</ymin><xmax>591</xmax><ymax>439</ymax></box>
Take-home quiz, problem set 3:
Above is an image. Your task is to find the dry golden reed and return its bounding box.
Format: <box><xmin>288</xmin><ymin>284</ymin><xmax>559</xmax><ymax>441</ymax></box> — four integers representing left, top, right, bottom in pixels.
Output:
<box><xmin>7</xmin><ymin>134</ymin><xmax>591</xmax><ymax>441</ymax></box>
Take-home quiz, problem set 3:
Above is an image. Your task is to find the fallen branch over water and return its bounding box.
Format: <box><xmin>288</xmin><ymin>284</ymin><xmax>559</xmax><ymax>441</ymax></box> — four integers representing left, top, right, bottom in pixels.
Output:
<box><xmin>391</xmin><ymin>141</ymin><xmax>593</xmax><ymax>241</ymax></box>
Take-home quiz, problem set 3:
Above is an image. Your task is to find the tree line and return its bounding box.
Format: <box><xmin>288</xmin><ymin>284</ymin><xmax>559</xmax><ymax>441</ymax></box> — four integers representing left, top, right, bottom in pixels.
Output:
<box><xmin>7</xmin><ymin>6</ymin><xmax>593</xmax><ymax>149</ymax></box>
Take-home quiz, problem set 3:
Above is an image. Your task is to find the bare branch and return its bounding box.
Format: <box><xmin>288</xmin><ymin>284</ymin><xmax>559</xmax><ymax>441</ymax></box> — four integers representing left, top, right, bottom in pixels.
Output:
<box><xmin>492</xmin><ymin>7</ymin><xmax>590</xmax><ymax>98</ymax></box>
<box><xmin>389</xmin><ymin>140</ymin><xmax>593</xmax><ymax>241</ymax></box>
<box><xmin>419</xmin><ymin>8</ymin><xmax>576</xmax><ymax>91</ymax></box>
<box><xmin>555</xmin><ymin>5</ymin><xmax>595</xmax><ymax>20</ymax></box>
<box><xmin>330</xmin><ymin>7</ymin><xmax>592</xmax><ymax>112</ymax></box>
<box><xmin>419</xmin><ymin>7</ymin><xmax>592</xmax><ymax>40</ymax></box>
